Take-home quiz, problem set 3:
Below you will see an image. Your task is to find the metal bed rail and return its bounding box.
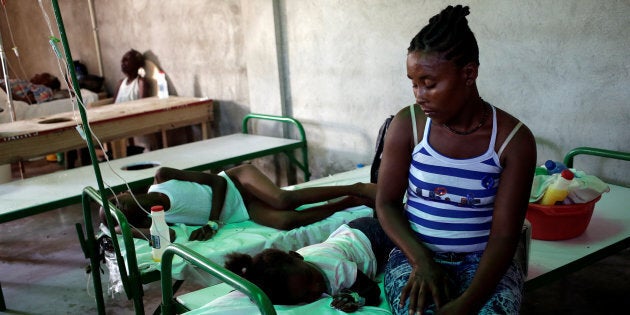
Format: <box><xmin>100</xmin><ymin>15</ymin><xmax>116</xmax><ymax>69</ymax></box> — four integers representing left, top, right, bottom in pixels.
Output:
<box><xmin>160</xmin><ymin>243</ymin><xmax>276</xmax><ymax>315</ymax></box>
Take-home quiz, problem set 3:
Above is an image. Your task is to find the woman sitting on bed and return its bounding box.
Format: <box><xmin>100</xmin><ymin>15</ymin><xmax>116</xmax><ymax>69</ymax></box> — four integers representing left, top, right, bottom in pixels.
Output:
<box><xmin>224</xmin><ymin>217</ymin><xmax>394</xmax><ymax>313</ymax></box>
<box><xmin>102</xmin><ymin>164</ymin><xmax>376</xmax><ymax>242</ymax></box>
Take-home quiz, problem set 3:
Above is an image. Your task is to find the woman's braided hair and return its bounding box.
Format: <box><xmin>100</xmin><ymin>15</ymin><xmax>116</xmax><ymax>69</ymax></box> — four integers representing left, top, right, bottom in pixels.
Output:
<box><xmin>408</xmin><ymin>5</ymin><xmax>479</xmax><ymax>67</ymax></box>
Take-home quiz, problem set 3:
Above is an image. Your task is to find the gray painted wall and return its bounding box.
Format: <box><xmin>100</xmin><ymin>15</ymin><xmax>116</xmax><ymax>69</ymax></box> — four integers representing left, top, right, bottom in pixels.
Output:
<box><xmin>2</xmin><ymin>0</ymin><xmax>628</xmax><ymax>185</ymax></box>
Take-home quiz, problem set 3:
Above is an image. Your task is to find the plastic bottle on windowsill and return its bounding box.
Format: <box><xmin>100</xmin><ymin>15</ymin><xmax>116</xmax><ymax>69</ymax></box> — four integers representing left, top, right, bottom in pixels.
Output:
<box><xmin>157</xmin><ymin>71</ymin><xmax>168</xmax><ymax>99</ymax></box>
<box><xmin>150</xmin><ymin>205</ymin><xmax>171</xmax><ymax>262</ymax></box>
<box><xmin>540</xmin><ymin>169</ymin><xmax>575</xmax><ymax>206</ymax></box>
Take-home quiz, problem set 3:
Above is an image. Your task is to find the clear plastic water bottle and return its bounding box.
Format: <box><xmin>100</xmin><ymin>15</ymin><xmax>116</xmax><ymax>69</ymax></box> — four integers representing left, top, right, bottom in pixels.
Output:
<box><xmin>156</xmin><ymin>71</ymin><xmax>168</xmax><ymax>99</ymax></box>
<box><xmin>544</xmin><ymin>160</ymin><xmax>567</xmax><ymax>175</ymax></box>
<box><xmin>540</xmin><ymin>169</ymin><xmax>575</xmax><ymax>205</ymax></box>
<box><xmin>150</xmin><ymin>205</ymin><xmax>170</xmax><ymax>262</ymax></box>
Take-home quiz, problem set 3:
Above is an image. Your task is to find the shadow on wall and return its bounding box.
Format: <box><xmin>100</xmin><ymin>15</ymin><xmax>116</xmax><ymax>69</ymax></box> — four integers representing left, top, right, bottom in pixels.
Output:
<box><xmin>143</xmin><ymin>50</ymin><xmax>178</xmax><ymax>97</ymax></box>
<box><xmin>213</xmin><ymin>100</ymin><xmax>250</xmax><ymax>136</ymax></box>
<box><xmin>534</xmin><ymin>136</ymin><xmax>564</xmax><ymax>163</ymax></box>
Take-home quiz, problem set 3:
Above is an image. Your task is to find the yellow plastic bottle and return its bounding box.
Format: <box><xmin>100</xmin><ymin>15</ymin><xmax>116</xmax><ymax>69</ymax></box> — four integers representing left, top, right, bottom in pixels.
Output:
<box><xmin>540</xmin><ymin>169</ymin><xmax>575</xmax><ymax>206</ymax></box>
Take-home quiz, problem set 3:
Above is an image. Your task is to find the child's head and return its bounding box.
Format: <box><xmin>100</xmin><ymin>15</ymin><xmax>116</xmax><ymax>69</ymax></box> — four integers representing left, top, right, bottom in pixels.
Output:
<box><xmin>224</xmin><ymin>249</ymin><xmax>327</xmax><ymax>305</ymax></box>
<box><xmin>99</xmin><ymin>192</ymin><xmax>152</xmax><ymax>227</ymax></box>
<box><xmin>30</xmin><ymin>73</ymin><xmax>61</xmax><ymax>90</ymax></box>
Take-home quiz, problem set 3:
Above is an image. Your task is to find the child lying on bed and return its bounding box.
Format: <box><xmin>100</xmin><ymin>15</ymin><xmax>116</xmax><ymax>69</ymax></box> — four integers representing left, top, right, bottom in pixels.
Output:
<box><xmin>223</xmin><ymin>217</ymin><xmax>393</xmax><ymax>313</ymax></box>
<box><xmin>101</xmin><ymin>164</ymin><xmax>376</xmax><ymax>242</ymax></box>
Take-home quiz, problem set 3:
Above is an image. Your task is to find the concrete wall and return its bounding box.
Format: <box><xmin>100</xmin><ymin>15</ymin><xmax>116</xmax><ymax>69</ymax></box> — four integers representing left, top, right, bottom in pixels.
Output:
<box><xmin>2</xmin><ymin>0</ymin><xmax>629</xmax><ymax>186</ymax></box>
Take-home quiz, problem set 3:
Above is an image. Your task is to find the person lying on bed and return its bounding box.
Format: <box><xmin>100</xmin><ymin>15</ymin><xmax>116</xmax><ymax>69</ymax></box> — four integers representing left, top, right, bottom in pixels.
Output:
<box><xmin>224</xmin><ymin>217</ymin><xmax>394</xmax><ymax>313</ymax></box>
<box><xmin>0</xmin><ymin>72</ymin><xmax>61</xmax><ymax>104</ymax></box>
<box><xmin>101</xmin><ymin>164</ymin><xmax>376</xmax><ymax>242</ymax></box>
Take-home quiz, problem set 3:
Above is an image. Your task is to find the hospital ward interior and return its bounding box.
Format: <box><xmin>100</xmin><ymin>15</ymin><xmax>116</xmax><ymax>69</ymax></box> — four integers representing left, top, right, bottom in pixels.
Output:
<box><xmin>1</xmin><ymin>1</ymin><xmax>629</xmax><ymax>315</ymax></box>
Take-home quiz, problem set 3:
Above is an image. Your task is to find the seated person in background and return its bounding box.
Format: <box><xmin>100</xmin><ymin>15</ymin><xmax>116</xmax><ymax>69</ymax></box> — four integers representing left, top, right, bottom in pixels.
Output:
<box><xmin>113</xmin><ymin>49</ymin><xmax>153</xmax><ymax>156</ymax></box>
<box><xmin>112</xmin><ymin>49</ymin><xmax>149</xmax><ymax>103</ymax></box>
<box><xmin>0</xmin><ymin>72</ymin><xmax>61</xmax><ymax>104</ymax></box>
<box><xmin>224</xmin><ymin>216</ymin><xmax>394</xmax><ymax>313</ymax></box>
<box><xmin>102</xmin><ymin>164</ymin><xmax>376</xmax><ymax>242</ymax></box>
<box><xmin>71</xmin><ymin>49</ymin><xmax>150</xmax><ymax>167</ymax></box>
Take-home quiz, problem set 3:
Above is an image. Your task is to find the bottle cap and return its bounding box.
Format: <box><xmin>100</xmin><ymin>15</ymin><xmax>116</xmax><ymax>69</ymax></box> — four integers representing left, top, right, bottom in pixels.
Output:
<box><xmin>544</xmin><ymin>160</ymin><xmax>556</xmax><ymax>170</ymax></box>
<box><xmin>151</xmin><ymin>205</ymin><xmax>164</xmax><ymax>212</ymax></box>
<box><xmin>560</xmin><ymin>169</ymin><xmax>574</xmax><ymax>180</ymax></box>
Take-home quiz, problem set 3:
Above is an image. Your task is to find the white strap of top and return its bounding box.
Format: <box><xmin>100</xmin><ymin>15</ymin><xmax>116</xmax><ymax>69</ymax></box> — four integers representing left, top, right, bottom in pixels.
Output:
<box><xmin>410</xmin><ymin>104</ymin><xmax>419</xmax><ymax>146</ymax></box>
<box><xmin>497</xmin><ymin>121</ymin><xmax>523</xmax><ymax>158</ymax></box>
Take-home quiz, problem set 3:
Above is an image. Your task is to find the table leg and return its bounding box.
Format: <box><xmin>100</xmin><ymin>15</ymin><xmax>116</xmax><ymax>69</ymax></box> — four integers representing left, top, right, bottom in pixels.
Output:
<box><xmin>109</xmin><ymin>139</ymin><xmax>127</xmax><ymax>159</ymax></box>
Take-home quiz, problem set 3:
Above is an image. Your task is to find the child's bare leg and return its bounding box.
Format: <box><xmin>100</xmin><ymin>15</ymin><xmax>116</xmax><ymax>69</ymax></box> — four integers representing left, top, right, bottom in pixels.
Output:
<box><xmin>226</xmin><ymin>164</ymin><xmax>373</xmax><ymax>209</ymax></box>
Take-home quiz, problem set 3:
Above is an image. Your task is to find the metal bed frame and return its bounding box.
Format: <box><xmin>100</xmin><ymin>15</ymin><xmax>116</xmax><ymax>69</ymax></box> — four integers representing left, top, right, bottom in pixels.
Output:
<box><xmin>75</xmin><ymin>113</ymin><xmax>310</xmax><ymax>315</ymax></box>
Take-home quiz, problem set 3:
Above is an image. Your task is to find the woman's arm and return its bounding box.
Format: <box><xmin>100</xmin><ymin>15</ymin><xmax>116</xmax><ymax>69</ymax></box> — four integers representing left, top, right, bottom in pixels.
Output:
<box><xmin>376</xmin><ymin>107</ymin><xmax>452</xmax><ymax>311</ymax></box>
<box><xmin>443</xmin><ymin>124</ymin><xmax>536</xmax><ymax>314</ymax></box>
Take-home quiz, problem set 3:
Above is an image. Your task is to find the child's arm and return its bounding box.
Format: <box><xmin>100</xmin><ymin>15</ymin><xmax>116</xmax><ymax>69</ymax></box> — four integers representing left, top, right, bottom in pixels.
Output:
<box><xmin>99</xmin><ymin>206</ymin><xmax>176</xmax><ymax>242</ymax></box>
<box><xmin>331</xmin><ymin>270</ymin><xmax>381</xmax><ymax>312</ymax></box>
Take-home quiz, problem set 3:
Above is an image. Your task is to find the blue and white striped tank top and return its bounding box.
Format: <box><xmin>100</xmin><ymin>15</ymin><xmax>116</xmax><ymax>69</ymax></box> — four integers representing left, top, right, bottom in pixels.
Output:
<box><xmin>406</xmin><ymin>105</ymin><xmax>502</xmax><ymax>253</ymax></box>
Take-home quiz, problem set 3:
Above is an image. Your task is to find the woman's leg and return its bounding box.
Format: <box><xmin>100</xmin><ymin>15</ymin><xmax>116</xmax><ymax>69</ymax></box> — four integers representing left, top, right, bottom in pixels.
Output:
<box><xmin>226</xmin><ymin>164</ymin><xmax>374</xmax><ymax>210</ymax></box>
<box><xmin>385</xmin><ymin>248</ymin><xmax>416</xmax><ymax>315</ymax></box>
<box><xmin>455</xmin><ymin>254</ymin><xmax>524</xmax><ymax>315</ymax></box>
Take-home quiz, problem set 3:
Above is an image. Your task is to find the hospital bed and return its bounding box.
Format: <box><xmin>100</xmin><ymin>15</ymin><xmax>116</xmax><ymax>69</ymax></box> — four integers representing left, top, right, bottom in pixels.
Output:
<box><xmin>0</xmin><ymin>87</ymin><xmax>99</xmax><ymax>124</ymax></box>
<box><xmin>0</xmin><ymin>113</ymin><xmax>311</xmax><ymax>311</ymax></box>
<box><xmin>158</xmin><ymin>147</ymin><xmax>630</xmax><ymax>315</ymax></box>
<box><xmin>70</xmin><ymin>113</ymin><xmax>317</xmax><ymax>314</ymax></box>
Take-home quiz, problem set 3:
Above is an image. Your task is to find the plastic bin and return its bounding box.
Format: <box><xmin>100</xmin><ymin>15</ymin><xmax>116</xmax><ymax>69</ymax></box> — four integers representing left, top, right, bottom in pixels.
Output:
<box><xmin>526</xmin><ymin>196</ymin><xmax>601</xmax><ymax>240</ymax></box>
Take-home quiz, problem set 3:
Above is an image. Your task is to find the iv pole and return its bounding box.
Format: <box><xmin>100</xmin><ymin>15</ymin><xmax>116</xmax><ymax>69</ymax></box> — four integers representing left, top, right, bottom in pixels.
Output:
<box><xmin>50</xmin><ymin>1</ymin><xmax>110</xmax><ymax>312</ymax></box>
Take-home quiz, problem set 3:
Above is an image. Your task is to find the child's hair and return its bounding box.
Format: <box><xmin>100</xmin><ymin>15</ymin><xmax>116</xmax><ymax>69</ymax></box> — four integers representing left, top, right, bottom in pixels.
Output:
<box><xmin>224</xmin><ymin>248</ymin><xmax>302</xmax><ymax>305</ymax></box>
<box><xmin>408</xmin><ymin>4</ymin><xmax>479</xmax><ymax>67</ymax></box>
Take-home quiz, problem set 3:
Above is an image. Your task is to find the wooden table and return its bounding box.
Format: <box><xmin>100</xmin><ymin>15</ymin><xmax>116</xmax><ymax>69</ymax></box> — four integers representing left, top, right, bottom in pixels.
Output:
<box><xmin>0</xmin><ymin>96</ymin><xmax>213</xmax><ymax>164</ymax></box>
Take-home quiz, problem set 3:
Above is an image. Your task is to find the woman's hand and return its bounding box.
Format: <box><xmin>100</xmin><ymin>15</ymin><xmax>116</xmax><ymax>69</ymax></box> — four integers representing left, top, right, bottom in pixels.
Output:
<box><xmin>400</xmin><ymin>262</ymin><xmax>452</xmax><ymax>314</ymax></box>
<box><xmin>188</xmin><ymin>224</ymin><xmax>217</xmax><ymax>241</ymax></box>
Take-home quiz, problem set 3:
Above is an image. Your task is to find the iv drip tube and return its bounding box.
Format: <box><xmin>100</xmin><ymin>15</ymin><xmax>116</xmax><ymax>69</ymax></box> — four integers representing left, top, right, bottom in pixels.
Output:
<box><xmin>0</xmin><ymin>30</ymin><xmax>16</xmax><ymax>122</ymax></box>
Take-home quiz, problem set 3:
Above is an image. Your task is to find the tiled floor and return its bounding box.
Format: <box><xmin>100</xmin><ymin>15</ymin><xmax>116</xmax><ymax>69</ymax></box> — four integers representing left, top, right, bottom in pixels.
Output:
<box><xmin>1</xmin><ymin>159</ymin><xmax>629</xmax><ymax>314</ymax></box>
